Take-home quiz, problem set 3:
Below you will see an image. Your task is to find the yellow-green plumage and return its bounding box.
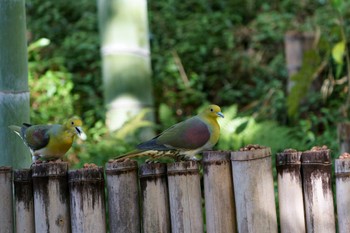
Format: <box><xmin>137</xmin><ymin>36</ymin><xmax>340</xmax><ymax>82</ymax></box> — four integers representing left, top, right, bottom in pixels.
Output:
<box><xmin>116</xmin><ymin>104</ymin><xmax>224</xmax><ymax>161</ymax></box>
<box><xmin>9</xmin><ymin>117</ymin><xmax>86</xmax><ymax>162</ymax></box>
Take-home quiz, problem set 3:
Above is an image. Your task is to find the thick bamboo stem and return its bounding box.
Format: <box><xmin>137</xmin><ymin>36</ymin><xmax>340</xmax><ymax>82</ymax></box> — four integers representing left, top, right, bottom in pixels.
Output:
<box><xmin>0</xmin><ymin>0</ymin><xmax>30</xmax><ymax>168</ymax></box>
<box><xmin>97</xmin><ymin>0</ymin><xmax>154</xmax><ymax>138</ymax></box>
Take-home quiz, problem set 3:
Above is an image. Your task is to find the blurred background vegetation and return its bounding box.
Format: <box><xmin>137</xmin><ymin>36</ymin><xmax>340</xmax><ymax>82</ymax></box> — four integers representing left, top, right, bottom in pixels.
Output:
<box><xmin>25</xmin><ymin>0</ymin><xmax>350</xmax><ymax>167</ymax></box>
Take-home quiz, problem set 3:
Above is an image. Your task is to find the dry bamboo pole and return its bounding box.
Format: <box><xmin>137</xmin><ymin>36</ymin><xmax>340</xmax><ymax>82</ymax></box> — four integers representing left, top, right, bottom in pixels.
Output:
<box><xmin>301</xmin><ymin>147</ymin><xmax>336</xmax><ymax>233</ymax></box>
<box><xmin>68</xmin><ymin>166</ymin><xmax>106</xmax><ymax>233</ymax></box>
<box><xmin>337</xmin><ymin>122</ymin><xmax>350</xmax><ymax>154</ymax></box>
<box><xmin>14</xmin><ymin>169</ymin><xmax>35</xmax><ymax>233</ymax></box>
<box><xmin>284</xmin><ymin>31</ymin><xmax>315</xmax><ymax>92</ymax></box>
<box><xmin>202</xmin><ymin>151</ymin><xmax>237</xmax><ymax>233</ymax></box>
<box><xmin>105</xmin><ymin>160</ymin><xmax>140</xmax><ymax>233</ymax></box>
<box><xmin>231</xmin><ymin>145</ymin><xmax>277</xmax><ymax>233</ymax></box>
<box><xmin>0</xmin><ymin>166</ymin><xmax>13</xmax><ymax>233</ymax></box>
<box><xmin>276</xmin><ymin>149</ymin><xmax>306</xmax><ymax>233</ymax></box>
<box><xmin>32</xmin><ymin>162</ymin><xmax>70</xmax><ymax>233</ymax></box>
<box><xmin>139</xmin><ymin>163</ymin><xmax>170</xmax><ymax>233</ymax></box>
<box><xmin>334</xmin><ymin>158</ymin><xmax>350</xmax><ymax>233</ymax></box>
<box><xmin>167</xmin><ymin>161</ymin><xmax>203</xmax><ymax>233</ymax></box>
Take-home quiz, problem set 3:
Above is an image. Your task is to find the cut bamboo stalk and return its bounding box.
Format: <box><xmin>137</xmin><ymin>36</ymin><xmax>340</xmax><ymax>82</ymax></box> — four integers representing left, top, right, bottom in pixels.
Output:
<box><xmin>32</xmin><ymin>162</ymin><xmax>70</xmax><ymax>233</ymax></box>
<box><xmin>68</xmin><ymin>166</ymin><xmax>106</xmax><ymax>233</ymax></box>
<box><xmin>334</xmin><ymin>158</ymin><xmax>350</xmax><ymax>233</ymax></box>
<box><xmin>105</xmin><ymin>160</ymin><xmax>140</xmax><ymax>233</ymax></box>
<box><xmin>167</xmin><ymin>161</ymin><xmax>203</xmax><ymax>233</ymax></box>
<box><xmin>0</xmin><ymin>166</ymin><xmax>13</xmax><ymax>233</ymax></box>
<box><xmin>276</xmin><ymin>149</ymin><xmax>306</xmax><ymax>233</ymax></box>
<box><xmin>14</xmin><ymin>169</ymin><xmax>35</xmax><ymax>233</ymax></box>
<box><xmin>337</xmin><ymin>122</ymin><xmax>350</xmax><ymax>154</ymax></box>
<box><xmin>202</xmin><ymin>151</ymin><xmax>237</xmax><ymax>233</ymax></box>
<box><xmin>139</xmin><ymin>163</ymin><xmax>170</xmax><ymax>233</ymax></box>
<box><xmin>231</xmin><ymin>145</ymin><xmax>277</xmax><ymax>233</ymax></box>
<box><xmin>284</xmin><ymin>31</ymin><xmax>315</xmax><ymax>92</ymax></box>
<box><xmin>301</xmin><ymin>147</ymin><xmax>336</xmax><ymax>233</ymax></box>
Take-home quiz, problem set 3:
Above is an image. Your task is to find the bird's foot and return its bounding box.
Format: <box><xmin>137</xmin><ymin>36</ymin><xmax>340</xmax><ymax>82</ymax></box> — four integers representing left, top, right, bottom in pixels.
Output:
<box><xmin>48</xmin><ymin>158</ymin><xmax>63</xmax><ymax>163</ymax></box>
<box><xmin>145</xmin><ymin>158</ymin><xmax>160</xmax><ymax>164</ymax></box>
<box><xmin>83</xmin><ymin>163</ymin><xmax>98</xmax><ymax>169</ymax></box>
<box><xmin>30</xmin><ymin>159</ymin><xmax>43</xmax><ymax>168</ymax></box>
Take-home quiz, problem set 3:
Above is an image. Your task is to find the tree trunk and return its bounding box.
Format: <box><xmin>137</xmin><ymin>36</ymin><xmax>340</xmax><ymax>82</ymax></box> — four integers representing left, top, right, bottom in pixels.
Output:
<box><xmin>0</xmin><ymin>0</ymin><xmax>31</xmax><ymax>168</ymax></box>
<box><xmin>97</xmin><ymin>0</ymin><xmax>155</xmax><ymax>139</ymax></box>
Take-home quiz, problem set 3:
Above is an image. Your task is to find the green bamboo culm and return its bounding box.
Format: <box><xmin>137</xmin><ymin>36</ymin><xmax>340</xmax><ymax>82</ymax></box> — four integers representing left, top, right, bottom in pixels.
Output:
<box><xmin>98</xmin><ymin>0</ymin><xmax>155</xmax><ymax>139</ymax></box>
<box><xmin>0</xmin><ymin>0</ymin><xmax>31</xmax><ymax>168</ymax></box>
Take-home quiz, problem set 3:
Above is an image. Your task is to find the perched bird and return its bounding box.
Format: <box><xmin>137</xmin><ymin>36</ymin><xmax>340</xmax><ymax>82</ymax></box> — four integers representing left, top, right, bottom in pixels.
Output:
<box><xmin>9</xmin><ymin>117</ymin><xmax>86</xmax><ymax>162</ymax></box>
<box><xmin>116</xmin><ymin>104</ymin><xmax>224</xmax><ymax>162</ymax></box>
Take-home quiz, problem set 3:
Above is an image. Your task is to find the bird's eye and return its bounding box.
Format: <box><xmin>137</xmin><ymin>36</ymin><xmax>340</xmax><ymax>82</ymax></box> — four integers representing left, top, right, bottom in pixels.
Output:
<box><xmin>210</xmin><ymin>108</ymin><xmax>213</xmax><ymax>112</ymax></box>
<box><xmin>71</xmin><ymin>121</ymin><xmax>74</xmax><ymax>125</ymax></box>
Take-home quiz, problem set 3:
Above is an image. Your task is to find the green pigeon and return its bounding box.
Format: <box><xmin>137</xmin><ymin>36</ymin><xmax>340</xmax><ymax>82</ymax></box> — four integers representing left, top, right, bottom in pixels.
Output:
<box><xmin>9</xmin><ymin>117</ymin><xmax>86</xmax><ymax>162</ymax></box>
<box><xmin>115</xmin><ymin>104</ymin><xmax>224</xmax><ymax>162</ymax></box>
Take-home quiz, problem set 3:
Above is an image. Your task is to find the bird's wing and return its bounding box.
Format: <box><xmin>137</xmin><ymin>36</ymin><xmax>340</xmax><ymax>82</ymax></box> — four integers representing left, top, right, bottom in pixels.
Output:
<box><xmin>23</xmin><ymin>125</ymin><xmax>51</xmax><ymax>150</ymax></box>
<box><xmin>137</xmin><ymin>116</ymin><xmax>210</xmax><ymax>150</ymax></box>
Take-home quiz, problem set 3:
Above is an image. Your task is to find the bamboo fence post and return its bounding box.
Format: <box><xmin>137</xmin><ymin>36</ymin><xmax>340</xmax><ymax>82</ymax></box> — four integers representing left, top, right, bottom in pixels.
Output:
<box><xmin>301</xmin><ymin>147</ymin><xmax>336</xmax><ymax>233</ymax></box>
<box><xmin>202</xmin><ymin>151</ymin><xmax>237</xmax><ymax>233</ymax></box>
<box><xmin>167</xmin><ymin>161</ymin><xmax>203</xmax><ymax>233</ymax></box>
<box><xmin>0</xmin><ymin>166</ymin><xmax>13</xmax><ymax>233</ymax></box>
<box><xmin>68</xmin><ymin>166</ymin><xmax>106</xmax><ymax>233</ymax></box>
<box><xmin>14</xmin><ymin>169</ymin><xmax>35</xmax><ymax>233</ymax></box>
<box><xmin>231</xmin><ymin>145</ymin><xmax>277</xmax><ymax>233</ymax></box>
<box><xmin>105</xmin><ymin>160</ymin><xmax>140</xmax><ymax>233</ymax></box>
<box><xmin>139</xmin><ymin>163</ymin><xmax>170</xmax><ymax>233</ymax></box>
<box><xmin>335</xmin><ymin>158</ymin><xmax>350</xmax><ymax>233</ymax></box>
<box><xmin>276</xmin><ymin>149</ymin><xmax>306</xmax><ymax>233</ymax></box>
<box><xmin>337</xmin><ymin>122</ymin><xmax>350</xmax><ymax>154</ymax></box>
<box><xmin>32</xmin><ymin>162</ymin><xmax>70</xmax><ymax>233</ymax></box>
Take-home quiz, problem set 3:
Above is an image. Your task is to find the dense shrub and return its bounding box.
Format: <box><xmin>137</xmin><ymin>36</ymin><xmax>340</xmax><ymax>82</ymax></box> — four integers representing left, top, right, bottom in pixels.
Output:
<box><xmin>25</xmin><ymin>0</ymin><xmax>349</xmax><ymax>165</ymax></box>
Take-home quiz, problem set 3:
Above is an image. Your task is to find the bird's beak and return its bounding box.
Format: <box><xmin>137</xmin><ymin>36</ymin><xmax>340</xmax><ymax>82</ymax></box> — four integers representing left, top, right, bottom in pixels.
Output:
<box><xmin>217</xmin><ymin>112</ymin><xmax>224</xmax><ymax>118</ymax></box>
<box><xmin>75</xmin><ymin>126</ymin><xmax>87</xmax><ymax>140</ymax></box>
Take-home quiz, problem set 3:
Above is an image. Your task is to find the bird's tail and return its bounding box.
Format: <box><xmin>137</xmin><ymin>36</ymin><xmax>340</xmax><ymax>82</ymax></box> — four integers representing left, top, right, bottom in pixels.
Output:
<box><xmin>8</xmin><ymin>125</ymin><xmax>22</xmax><ymax>138</ymax></box>
<box><xmin>114</xmin><ymin>150</ymin><xmax>148</xmax><ymax>161</ymax></box>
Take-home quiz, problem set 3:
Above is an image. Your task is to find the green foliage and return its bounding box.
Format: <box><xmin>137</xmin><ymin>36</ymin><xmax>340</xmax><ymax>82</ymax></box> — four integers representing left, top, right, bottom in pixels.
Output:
<box><xmin>28</xmin><ymin>38</ymin><xmax>77</xmax><ymax>124</ymax></box>
<box><xmin>26</xmin><ymin>0</ymin><xmax>349</xmax><ymax>166</ymax></box>
<box><xmin>218</xmin><ymin>105</ymin><xmax>306</xmax><ymax>155</ymax></box>
<box><xmin>286</xmin><ymin>1</ymin><xmax>350</xmax><ymax>119</ymax></box>
<box><xmin>73</xmin><ymin>111</ymin><xmax>154</xmax><ymax>168</ymax></box>
<box><xmin>26</xmin><ymin>0</ymin><xmax>103</xmax><ymax>128</ymax></box>
<box><xmin>149</xmin><ymin>1</ymin><xmax>294</xmax><ymax>119</ymax></box>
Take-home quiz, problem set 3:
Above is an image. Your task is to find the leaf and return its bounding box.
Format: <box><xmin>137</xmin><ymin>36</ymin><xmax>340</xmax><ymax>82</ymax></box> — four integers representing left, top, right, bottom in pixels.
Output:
<box><xmin>27</xmin><ymin>38</ymin><xmax>50</xmax><ymax>52</ymax></box>
<box><xmin>332</xmin><ymin>41</ymin><xmax>345</xmax><ymax>64</ymax></box>
<box><xmin>332</xmin><ymin>0</ymin><xmax>343</xmax><ymax>13</ymax></box>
